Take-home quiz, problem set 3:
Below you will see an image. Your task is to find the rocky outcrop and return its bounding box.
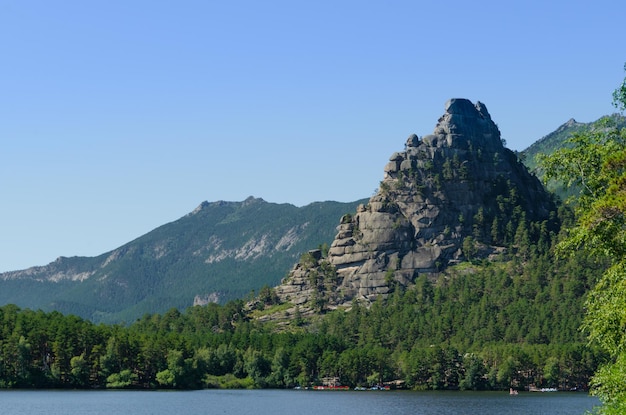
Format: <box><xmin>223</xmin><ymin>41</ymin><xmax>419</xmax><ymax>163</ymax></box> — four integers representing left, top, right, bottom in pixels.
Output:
<box><xmin>193</xmin><ymin>292</ymin><xmax>221</xmax><ymax>306</ymax></box>
<box><xmin>275</xmin><ymin>99</ymin><xmax>557</xmax><ymax>312</ymax></box>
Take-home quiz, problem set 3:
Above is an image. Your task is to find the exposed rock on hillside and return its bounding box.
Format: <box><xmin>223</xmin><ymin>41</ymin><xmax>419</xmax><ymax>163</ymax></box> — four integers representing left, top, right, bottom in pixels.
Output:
<box><xmin>0</xmin><ymin>198</ymin><xmax>365</xmax><ymax>323</ymax></box>
<box><xmin>275</xmin><ymin>99</ymin><xmax>557</xmax><ymax>314</ymax></box>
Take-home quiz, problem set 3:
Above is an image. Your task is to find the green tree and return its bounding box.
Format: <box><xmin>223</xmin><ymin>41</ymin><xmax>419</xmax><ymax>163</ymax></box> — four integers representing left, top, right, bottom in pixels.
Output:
<box><xmin>70</xmin><ymin>353</ymin><xmax>91</xmax><ymax>387</ymax></box>
<box><xmin>106</xmin><ymin>369</ymin><xmax>137</xmax><ymax>388</ymax></box>
<box><xmin>243</xmin><ymin>348</ymin><xmax>271</xmax><ymax>388</ymax></box>
<box><xmin>613</xmin><ymin>63</ymin><xmax>626</xmax><ymax>112</ymax></box>
<box><xmin>155</xmin><ymin>349</ymin><xmax>200</xmax><ymax>389</ymax></box>
<box><xmin>460</xmin><ymin>354</ymin><xmax>487</xmax><ymax>390</ymax></box>
<box><xmin>462</xmin><ymin>236</ymin><xmax>477</xmax><ymax>260</ymax></box>
<box><xmin>496</xmin><ymin>356</ymin><xmax>519</xmax><ymax>388</ymax></box>
<box><xmin>267</xmin><ymin>347</ymin><xmax>292</xmax><ymax>388</ymax></box>
<box><xmin>541</xmin><ymin>356</ymin><xmax>560</xmax><ymax>388</ymax></box>
<box><xmin>540</xmin><ymin>66</ymin><xmax>626</xmax><ymax>414</ymax></box>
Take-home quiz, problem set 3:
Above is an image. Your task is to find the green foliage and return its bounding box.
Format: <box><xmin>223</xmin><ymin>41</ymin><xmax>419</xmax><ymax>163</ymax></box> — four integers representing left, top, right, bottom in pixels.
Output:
<box><xmin>204</xmin><ymin>374</ymin><xmax>254</xmax><ymax>389</ymax></box>
<box><xmin>461</xmin><ymin>236</ymin><xmax>477</xmax><ymax>260</ymax></box>
<box><xmin>590</xmin><ymin>353</ymin><xmax>626</xmax><ymax>414</ymax></box>
<box><xmin>155</xmin><ymin>349</ymin><xmax>202</xmax><ymax>389</ymax></box>
<box><xmin>379</xmin><ymin>181</ymin><xmax>391</xmax><ymax>195</ymax></box>
<box><xmin>538</xmin><ymin>67</ymin><xmax>626</xmax><ymax>414</ymax></box>
<box><xmin>299</xmin><ymin>252</ymin><xmax>318</xmax><ymax>268</ymax></box>
<box><xmin>459</xmin><ymin>354</ymin><xmax>487</xmax><ymax>390</ymax></box>
<box><xmin>539</xmin><ymin>118</ymin><xmax>625</xmax><ymax>211</ymax></box>
<box><xmin>257</xmin><ymin>285</ymin><xmax>279</xmax><ymax>307</ymax></box>
<box><xmin>524</xmin><ymin>112</ymin><xmax>626</xmax><ymax>204</ymax></box>
<box><xmin>107</xmin><ymin>369</ymin><xmax>138</xmax><ymax>388</ymax></box>
<box><xmin>70</xmin><ymin>353</ymin><xmax>90</xmax><ymax>387</ymax></box>
<box><xmin>613</xmin><ymin>63</ymin><xmax>626</xmax><ymax>112</ymax></box>
<box><xmin>0</xmin><ymin>231</ymin><xmax>603</xmax><ymax>391</ymax></box>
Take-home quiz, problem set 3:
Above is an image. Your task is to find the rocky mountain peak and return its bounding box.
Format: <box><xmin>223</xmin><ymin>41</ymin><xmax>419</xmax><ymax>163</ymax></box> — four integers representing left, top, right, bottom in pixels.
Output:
<box><xmin>274</xmin><ymin>99</ymin><xmax>557</xmax><ymax>315</ymax></box>
<box><xmin>424</xmin><ymin>98</ymin><xmax>503</xmax><ymax>152</ymax></box>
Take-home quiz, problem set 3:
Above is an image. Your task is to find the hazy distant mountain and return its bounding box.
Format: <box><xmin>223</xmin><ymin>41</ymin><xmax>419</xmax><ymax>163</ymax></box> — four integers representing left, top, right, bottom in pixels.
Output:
<box><xmin>0</xmin><ymin>197</ymin><xmax>365</xmax><ymax>323</ymax></box>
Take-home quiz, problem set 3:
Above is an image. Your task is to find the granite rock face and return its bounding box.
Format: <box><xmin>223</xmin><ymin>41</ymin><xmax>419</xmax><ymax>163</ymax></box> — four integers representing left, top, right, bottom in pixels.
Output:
<box><xmin>275</xmin><ymin>99</ymin><xmax>556</xmax><ymax>313</ymax></box>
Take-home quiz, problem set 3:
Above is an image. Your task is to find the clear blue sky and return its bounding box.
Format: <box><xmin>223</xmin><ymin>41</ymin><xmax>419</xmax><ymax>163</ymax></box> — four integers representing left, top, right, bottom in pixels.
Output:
<box><xmin>1</xmin><ymin>0</ymin><xmax>624</xmax><ymax>272</ymax></box>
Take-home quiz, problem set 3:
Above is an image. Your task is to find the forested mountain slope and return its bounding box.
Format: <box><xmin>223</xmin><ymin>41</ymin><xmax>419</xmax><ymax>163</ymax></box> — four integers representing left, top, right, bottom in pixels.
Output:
<box><xmin>0</xmin><ymin>198</ymin><xmax>364</xmax><ymax>323</ymax></box>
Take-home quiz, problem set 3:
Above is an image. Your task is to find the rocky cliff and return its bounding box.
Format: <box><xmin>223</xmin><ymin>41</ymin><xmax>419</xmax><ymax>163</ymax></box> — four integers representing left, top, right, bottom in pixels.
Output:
<box><xmin>274</xmin><ymin>99</ymin><xmax>557</xmax><ymax>314</ymax></box>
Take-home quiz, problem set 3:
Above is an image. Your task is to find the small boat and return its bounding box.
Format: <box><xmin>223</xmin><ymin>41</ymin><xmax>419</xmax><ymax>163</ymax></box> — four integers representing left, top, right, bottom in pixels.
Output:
<box><xmin>529</xmin><ymin>386</ymin><xmax>558</xmax><ymax>392</ymax></box>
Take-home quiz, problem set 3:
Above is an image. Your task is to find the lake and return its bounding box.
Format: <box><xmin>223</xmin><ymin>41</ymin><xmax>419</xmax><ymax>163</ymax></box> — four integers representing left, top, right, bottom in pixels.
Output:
<box><xmin>0</xmin><ymin>389</ymin><xmax>600</xmax><ymax>415</ymax></box>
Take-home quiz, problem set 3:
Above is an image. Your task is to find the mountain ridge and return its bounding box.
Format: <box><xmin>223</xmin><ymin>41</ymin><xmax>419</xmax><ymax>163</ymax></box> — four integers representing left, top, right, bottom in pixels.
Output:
<box><xmin>522</xmin><ymin>113</ymin><xmax>626</xmax><ymax>173</ymax></box>
<box><xmin>0</xmin><ymin>197</ymin><xmax>365</xmax><ymax>323</ymax></box>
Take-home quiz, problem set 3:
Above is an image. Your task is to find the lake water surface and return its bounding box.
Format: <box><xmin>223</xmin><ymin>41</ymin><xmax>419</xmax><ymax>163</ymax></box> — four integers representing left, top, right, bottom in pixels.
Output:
<box><xmin>0</xmin><ymin>389</ymin><xmax>600</xmax><ymax>415</ymax></box>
